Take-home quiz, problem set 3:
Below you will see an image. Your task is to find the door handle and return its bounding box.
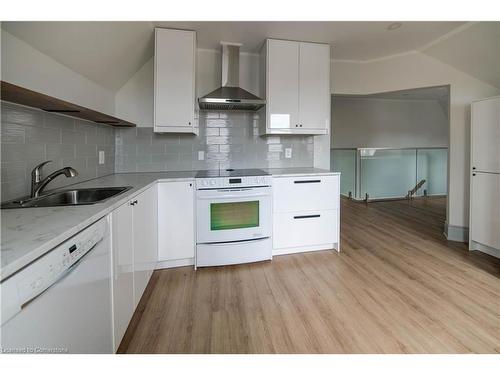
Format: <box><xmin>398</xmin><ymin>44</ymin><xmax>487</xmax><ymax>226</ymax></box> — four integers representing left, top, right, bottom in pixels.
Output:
<box><xmin>293</xmin><ymin>214</ymin><xmax>321</xmax><ymax>219</ymax></box>
<box><xmin>294</xmin><ymin>180</ymin><xmax>321</xmax><ymax>184</ymax></box>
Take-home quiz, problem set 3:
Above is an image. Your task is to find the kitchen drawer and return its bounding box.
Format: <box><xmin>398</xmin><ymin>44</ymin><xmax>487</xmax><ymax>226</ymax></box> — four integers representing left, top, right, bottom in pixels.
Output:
<box><xmin>273</xmin><ymin>209</ymin><xmax>338</xmax><ymax>249</ymax></box>
<box><xmin>273</xmin><ymin>175</ymin><xmax>339</xmax><ymax>212</ymax></box>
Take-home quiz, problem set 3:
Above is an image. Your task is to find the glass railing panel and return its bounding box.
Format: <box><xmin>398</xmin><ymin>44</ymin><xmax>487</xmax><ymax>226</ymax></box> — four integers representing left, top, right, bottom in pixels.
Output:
<box><xmin>331</xmin><ymin>149</ymin><xmax>356</xmax><ymax>196</ymax></box>
<box><xmin>360</xmin><ymin>149</ymin><xmax>417</xmax><ymax>199</ymax></box>
<box><xmin>416</xmin><ymin>148</ymin><xmax>448</xmax><ymax>196</ymax></box>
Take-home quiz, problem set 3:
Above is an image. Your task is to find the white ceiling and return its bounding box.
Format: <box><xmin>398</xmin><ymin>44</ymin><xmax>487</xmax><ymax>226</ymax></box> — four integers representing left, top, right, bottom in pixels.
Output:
<box><xmin>2</xmin><ymin>21</ymin><xmax>466</xmax><ymax>91</ymax></box>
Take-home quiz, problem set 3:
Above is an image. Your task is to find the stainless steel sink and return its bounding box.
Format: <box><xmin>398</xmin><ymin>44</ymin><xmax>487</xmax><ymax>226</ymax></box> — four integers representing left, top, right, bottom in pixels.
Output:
<box><xmin>1</xmin><ymin>186</ymin><xmax>132</xmax><ymax>209</ymax></box>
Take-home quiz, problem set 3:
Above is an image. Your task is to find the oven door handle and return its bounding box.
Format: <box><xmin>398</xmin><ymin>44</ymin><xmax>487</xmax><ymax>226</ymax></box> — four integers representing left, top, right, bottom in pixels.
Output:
<box><xmin>197</xmin><ymin>192</ymin><xmax>270</xmax><ymax>200</ymax></box>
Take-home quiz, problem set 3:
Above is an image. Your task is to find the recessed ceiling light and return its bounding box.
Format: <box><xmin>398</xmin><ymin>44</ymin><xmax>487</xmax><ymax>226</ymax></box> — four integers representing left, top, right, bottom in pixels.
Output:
<box><xmin>387</xmin><ymin>22</ymin><xmax>402</xmax><ymax>31</ymax></box>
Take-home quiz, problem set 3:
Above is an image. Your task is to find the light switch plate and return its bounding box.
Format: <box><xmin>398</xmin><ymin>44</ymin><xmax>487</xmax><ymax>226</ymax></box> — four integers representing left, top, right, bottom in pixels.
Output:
<box><xmin>198</xmin><ymin>150</ymin><xmax>205</xmax><ymax>160</ymax></box>
<box><xmin>285</xmin><ymin>148</ymin><xmax>292</xmax><ymax>158</ymax></box>
<box><xmin>98</xmin><ymin>150</ymin><xmax>105</xmax><ymax>165</ymax></box>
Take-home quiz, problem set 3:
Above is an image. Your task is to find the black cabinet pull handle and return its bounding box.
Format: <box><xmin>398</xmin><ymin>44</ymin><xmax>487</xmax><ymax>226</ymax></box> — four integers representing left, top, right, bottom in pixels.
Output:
<box><xmin>294</xmin><ymin>214</ymin><xmax>321</xmax><ymax>219</ymax></box>
<box><xmin>294</xmin><ymin>180</ymin><xmax>321</xmax><ymax>184</ymax></box>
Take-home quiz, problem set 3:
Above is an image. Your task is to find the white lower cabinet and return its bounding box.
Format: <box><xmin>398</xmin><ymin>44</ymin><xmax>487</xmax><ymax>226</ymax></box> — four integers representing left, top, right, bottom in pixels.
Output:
<box><xmin>274</xmin><ymin>210</ymin><xmax>338</xmax><ymax>249</ymax></box>
<box><xmin>272</xmin><ymin>174</ymin><xmax>340</xmax><ymax>255</ymax></box>
<box><xmin>111</xmin><ymin>184</ymin><xmax>158</xmax><ymax>352</ymax></box>
<box><xmin>132</xmin><ymin>185</ymin><xmax>158</xmax><ymax>305</ymax></box>
<box><xmin>157</xmin><ymin>180</ymin><xmax>195</xmax><ymax>267</ymax></box>
<box><xmin>111</xmin><ymin>202</ymin><xmax>134</xmax><ymax>353</ymax></box>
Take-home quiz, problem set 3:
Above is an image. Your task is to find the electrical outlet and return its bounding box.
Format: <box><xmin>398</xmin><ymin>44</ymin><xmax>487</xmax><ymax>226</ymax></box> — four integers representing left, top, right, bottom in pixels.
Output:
<box><xmin>98</xmin><ymin>150</ymin><xmax>105</xmax><ymax>165</ymax></box>
<box><xmin>198</xmin><ymin>150</ymin><xmax>205</xmax><ymax>160</ymax></box>
<box><xmin>285</xmin><ymin>148</ymin><xmax>292</xmax><ymax>159</ymax></box>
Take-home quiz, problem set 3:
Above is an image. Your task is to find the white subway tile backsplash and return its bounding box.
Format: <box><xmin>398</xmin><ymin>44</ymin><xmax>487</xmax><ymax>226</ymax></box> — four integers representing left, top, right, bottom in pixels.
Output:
<box><xmin>1</xmin><ymin>122</ymin><xmax>25</xmax><ymax>143</ymax></box>
<box><xmin>115</xmin><ymin>112</ymin><xmax>314</xmax><ymax>173</ymax></box>
<box><xmin>1</xmin><ymin>103</ymin><xmax>314</xmax><ymax>201</ymax></box>
<box><xmin>1</xmin><ymin>102</ymin><xmax>116</xmax><ymax>202</ymax></box>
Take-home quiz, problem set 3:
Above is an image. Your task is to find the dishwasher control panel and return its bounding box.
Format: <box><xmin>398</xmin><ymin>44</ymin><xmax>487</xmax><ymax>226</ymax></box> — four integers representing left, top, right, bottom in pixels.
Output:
<box><xmin>1</xmin><ymin>217</ymin><xmax>108</xmax><ymax>325</ymax></box>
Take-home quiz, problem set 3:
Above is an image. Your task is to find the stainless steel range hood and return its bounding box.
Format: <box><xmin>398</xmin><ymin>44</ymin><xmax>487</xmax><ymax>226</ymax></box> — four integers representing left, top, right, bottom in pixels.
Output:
<box><xmin>198</xmin><ymin>43</ymin><xmax>266</xmax><ymax>111</ymax></box>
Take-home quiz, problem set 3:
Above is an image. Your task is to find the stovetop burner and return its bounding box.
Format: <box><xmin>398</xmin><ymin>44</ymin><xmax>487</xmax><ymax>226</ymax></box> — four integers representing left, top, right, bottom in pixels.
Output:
<box><xmin>195</xmin><ymin>168</ymin><xmax>269</xmax><ymax>178</ymax></box>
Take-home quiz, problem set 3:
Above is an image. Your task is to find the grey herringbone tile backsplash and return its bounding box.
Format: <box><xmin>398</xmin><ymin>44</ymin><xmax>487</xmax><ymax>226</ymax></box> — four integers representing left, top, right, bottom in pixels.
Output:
<box><xmin>1</xmin><ymin>102</ymin><xmax>115</xmax><ymax>202</ymax></box>
<box><xmin>115</xmin><ymin>112</ymin><xmax>314</xmax><ymax>172</ymax></box>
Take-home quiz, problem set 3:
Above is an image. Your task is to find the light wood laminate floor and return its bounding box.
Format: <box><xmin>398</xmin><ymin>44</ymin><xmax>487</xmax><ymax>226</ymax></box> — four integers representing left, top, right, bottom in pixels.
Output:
<box><xmin>119</xmin><ymin>197</ymin><xmax>500</xmax><ymax>353</ymax></box>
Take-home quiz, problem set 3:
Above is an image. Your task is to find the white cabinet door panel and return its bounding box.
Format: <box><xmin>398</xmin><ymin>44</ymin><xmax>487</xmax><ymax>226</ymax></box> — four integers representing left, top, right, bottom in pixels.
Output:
<box><xmin>154</xmin><ymin>28</ymin><xmax>196</xmax><ymax>132</ymax></box>
<box><xmin>133</xmin><ymin>185</ymin><xmax>158</xmax><ymax>306</ymax></box>
<box><xmin>267</xmin><ymin>39</ymin><xmax>299</xmax><ymax>130</ymax></box>
<box><xmin>111</xmin><ymin>203</ymin><xmax>134</xmax><ymax>352</ymax></box>
<box><xmin>158</xmin><ymin>181</ymin><xmax>195</xmax><ymax>261</ymax></box>
<box><xmin>298</xmin><ymin>42</ymin><xmax>330</xmax><ymax>131</ymax></box>
<box><xmin>470</xmin><ymin>172</ymin><xmax>500</xmax><ymax>250</ymax></box>
<box><xmin>471</xmin><ymin>98</ymin><xmax>500</xmax><ymax>173</ymax></box>
<box><xmin>273</xmin><ymin>175</ymin><xmax>339</xmax><ymax>212</ymax></box>
<box><xmin>273</xmin><ymin>210</ymin><xmax>338</xmax><ymax>249</ymax></box>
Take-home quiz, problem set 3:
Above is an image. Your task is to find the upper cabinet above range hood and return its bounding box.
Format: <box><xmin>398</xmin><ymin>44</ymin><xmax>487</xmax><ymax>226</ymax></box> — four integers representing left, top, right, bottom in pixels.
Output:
<box><xmin>198</xmin><ymin>43</ymin><xmax>266</xmax><ymax>111</ymax></box>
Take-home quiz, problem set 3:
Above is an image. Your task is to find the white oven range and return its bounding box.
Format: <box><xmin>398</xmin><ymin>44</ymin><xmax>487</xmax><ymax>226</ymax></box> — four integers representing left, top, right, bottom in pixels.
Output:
<box><xmin>195</xmin><ymin>169</ymin><xmax>272</xmax><ymax>267</ymax></box>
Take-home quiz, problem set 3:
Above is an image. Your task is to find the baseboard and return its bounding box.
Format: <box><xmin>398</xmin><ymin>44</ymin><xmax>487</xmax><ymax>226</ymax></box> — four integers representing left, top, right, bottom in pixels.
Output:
<box><xmin>156</xmin><ymin>258</ymin><xmax>194</xmax><ymax>270</ymax></box>
<box><xmin>273</xmin><ymin>243</ymin><xmax>338</xmax><ymax>256</ymax></box>
<box><xmin>469</xmin><ymin>240</ymin><xmax>500</xmax><ymax>258</ymax></box>
<box><xmin>444</xmin><ymin>222</ymin><xmax>469</xmax><ymax>243</ymax></box>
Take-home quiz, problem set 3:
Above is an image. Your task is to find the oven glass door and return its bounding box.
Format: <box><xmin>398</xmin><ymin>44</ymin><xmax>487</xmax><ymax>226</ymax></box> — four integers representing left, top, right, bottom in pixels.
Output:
<box><xmin>211</xmin><ymin>200</ymin><xmax>259</xmax><ymax>231</ymax></box>
<box><xmin>197</xmin><ymin>187</ymin><xmax>271</xmax><ymax>244</ymax></box>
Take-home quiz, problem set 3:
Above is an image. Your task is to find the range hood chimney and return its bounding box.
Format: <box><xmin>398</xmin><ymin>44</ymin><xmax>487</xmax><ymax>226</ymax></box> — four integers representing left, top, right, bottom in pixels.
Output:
<box><xmin>198</xmin><ymin>43</ymin><xmax>266</xmax><ymax>111</ymax></box>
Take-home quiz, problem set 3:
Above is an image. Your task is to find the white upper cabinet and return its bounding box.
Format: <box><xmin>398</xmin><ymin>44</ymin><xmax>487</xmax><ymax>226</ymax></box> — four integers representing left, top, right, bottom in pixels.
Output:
<box><xmin>298</xmin><ymin>42</ymin><xmax>331</xmax><ymax>131</ymax></box>
<box><xmin>260</xmin><ymin>39</ymin><xmax>331</xmax><ymax>135</ymax></box>
<box><xmin>154</xmin><ymin>28</ymin><xmax>196</xmax><ymax>134</ymax></box>
<box><xmin>266</xmin><ymin>40</ymin><xmax>300</xmax><ymax>130</ymax></box>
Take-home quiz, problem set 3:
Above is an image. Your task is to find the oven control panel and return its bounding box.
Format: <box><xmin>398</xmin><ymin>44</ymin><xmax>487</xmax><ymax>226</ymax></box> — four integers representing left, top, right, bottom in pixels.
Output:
<box><xmin>196</xmin><ymin>175</ymin><xmax>272</xmax><ymax>189</ymax></box>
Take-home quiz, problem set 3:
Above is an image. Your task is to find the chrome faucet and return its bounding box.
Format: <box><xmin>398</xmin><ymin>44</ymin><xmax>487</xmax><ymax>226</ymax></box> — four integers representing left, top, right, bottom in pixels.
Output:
<box><xmin>30</xmin><ymin>161</ymin><xmax>78</xmax><ymax>198</ymax></box>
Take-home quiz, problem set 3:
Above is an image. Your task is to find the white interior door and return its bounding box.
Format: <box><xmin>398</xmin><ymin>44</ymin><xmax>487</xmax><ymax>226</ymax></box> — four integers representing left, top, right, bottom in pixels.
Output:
<box><xmin>471</xmin><ymin>97</ymin><xmax>500</xmax><ymax>173</ymax></box>
<box><xmin>267</xmin><ymin>39</ymin><xmax>299</xmax><ymax>129</ymax></box>
<box><xmin>470</xmin><ymin>172</ymin><xmax>500</xmax><ymax>250</ymax></box>
<box><xmin>298</xmin><ymin>42</ymin><xmax>330</xmax><ymax>131</ymax></box>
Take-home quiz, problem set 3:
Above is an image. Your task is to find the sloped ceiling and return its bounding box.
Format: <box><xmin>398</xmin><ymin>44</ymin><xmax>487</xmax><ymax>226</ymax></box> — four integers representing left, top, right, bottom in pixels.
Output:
<box><xmin>1</xmin><ymin>21</ymin><xmax>155</xmax><ymax>91</ymax></box>
<box><xmin>2</xmin><ymin>21</ymin><xmax>465</xmax><ymax>91</ymax></box>
<box><xmin>421</xmin><ymin>22</ymin><xmax>500</xmax><ymax>89</ymax></box>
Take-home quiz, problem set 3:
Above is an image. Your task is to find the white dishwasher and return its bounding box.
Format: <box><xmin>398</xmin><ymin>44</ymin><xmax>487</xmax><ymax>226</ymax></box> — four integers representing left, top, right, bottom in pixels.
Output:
<box><xmin>1</xmin><ymin>217</ymin><xmax>113</xmax><ymax>354</ymax></box>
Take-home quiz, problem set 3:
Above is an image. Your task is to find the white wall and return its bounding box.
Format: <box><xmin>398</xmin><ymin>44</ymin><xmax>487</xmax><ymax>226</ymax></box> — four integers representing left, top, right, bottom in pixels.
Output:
<box><xmin>331</xmin><ymin>97</ymin><xmax>448</xmax><ymax>148</ymax></box>
<box><xmin>1</xmin><ymin>30</ymin><xmax>115</xmax><ymax>115</ymax></box>
<box><xmin>115</xmin><ymin>58</ymin><xmax>154</xmax><ymax>127</ymax></box>
<box><xmin>331</xmin><ymin>51</ymin><xmax>500</xmax><ymax>232</ymax></box>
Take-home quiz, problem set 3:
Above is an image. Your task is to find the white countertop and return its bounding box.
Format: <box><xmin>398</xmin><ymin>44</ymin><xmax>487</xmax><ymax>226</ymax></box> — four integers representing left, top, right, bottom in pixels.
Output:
<box><xmin>1</xmin><ymin>168</ymin><xmax>338</xmax><ymax>281</ymax></box>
